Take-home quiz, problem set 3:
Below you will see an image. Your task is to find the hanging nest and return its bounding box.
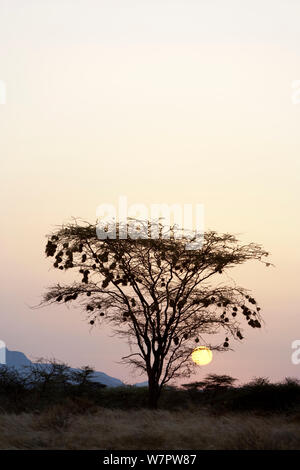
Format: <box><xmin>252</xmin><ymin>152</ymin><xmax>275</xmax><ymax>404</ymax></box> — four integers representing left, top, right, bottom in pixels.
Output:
<box><xmin>82</xmin><ymin>270</ymin><xmax>90</xmax><ymax>284</ymax></box>
<box><xmin>100</xmin><ymin>253</ymin><xmax>108</xmax><ymax>263</ymax></box>
<box><xmin>45</xmin><ymin>241</ymin><xmax>57</xmax><ymax>257</ymax></box>
<box><xmin>237</xmin><ymin>330</ymin><xmax>243</xmax><ymax>340</ymax></box>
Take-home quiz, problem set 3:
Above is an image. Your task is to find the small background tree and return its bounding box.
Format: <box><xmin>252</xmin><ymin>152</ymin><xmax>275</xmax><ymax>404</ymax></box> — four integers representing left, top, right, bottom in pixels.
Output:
<box><xmin>183</xmin><ymin>374</ymin><xmax>237</xmax><ymax>392</ymax></box>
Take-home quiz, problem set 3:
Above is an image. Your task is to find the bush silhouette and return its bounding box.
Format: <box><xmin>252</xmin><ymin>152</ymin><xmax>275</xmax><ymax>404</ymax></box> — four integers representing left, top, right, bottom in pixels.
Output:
<box><xmin>0</xmin><ymin>361</ymin><xmax>299</xmax><ymax>415</ymax></box>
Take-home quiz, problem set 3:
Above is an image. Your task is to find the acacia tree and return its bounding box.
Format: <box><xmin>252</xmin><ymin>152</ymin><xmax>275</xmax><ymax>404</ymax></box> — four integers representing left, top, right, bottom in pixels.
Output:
<box><xmin>42</xmin><ymin>220</ymin><xmax>270</xmax><ymax>408</ymax></box>
<box><xmin>182</xmin><ymin>374</ymin><xmax>237</xmax><ymax>391</ymax></box>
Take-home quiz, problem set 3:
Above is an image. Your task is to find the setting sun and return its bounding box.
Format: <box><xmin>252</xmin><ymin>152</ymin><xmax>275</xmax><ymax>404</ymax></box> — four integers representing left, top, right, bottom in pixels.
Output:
<box><xmin>192</xmin><ymin>347</ymin><xmax>213</xmax><ymax>366</ymax></box>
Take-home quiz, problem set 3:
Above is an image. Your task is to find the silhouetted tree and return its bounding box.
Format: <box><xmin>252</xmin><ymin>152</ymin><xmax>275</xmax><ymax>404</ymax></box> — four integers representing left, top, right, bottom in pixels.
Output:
<box><xmin>183</xmin><ymin>373</ymin><xmax>237</xmax><ymax>391</ymax></box>
<box><xmin>26</xmin><ymin>358</ymin><xmax>71</xmax><ymax>397</ymax></box>
<box><xmin>70</xmin><ymin>366</ymin><xmax>95</xmax><ymax>388</ymax></box>
<box><xmin>42</xmin><ymin>219</ymin><xmax>270</xmax><ymax>408</ymax></box>
<box><xmin>246</xmin><ymin>377</ymin><xmax>270</xmax><ymax>387</ymax></box>
<box><xmin>70</xmin><ymin>366</ymin><xmax>106</xmax><ymax>393</ymax></box>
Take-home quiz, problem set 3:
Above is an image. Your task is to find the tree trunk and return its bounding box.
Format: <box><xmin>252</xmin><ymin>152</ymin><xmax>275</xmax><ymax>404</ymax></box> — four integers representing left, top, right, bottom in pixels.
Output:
<box><xmin>148</xmin><ymin>371</ymin><xmax>160</xmax><ymax>409</ymax></box>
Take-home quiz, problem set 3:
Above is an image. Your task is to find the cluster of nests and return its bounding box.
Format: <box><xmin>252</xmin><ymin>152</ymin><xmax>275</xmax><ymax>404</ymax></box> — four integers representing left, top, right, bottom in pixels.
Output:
<box><xmin>220</xmin><ymin>306</ymin><xmax>261</xmax><ymax>329</ymax></box>
<box><xmin>112</xmin><ymin>274</ymin><xmax>142</xmax><ymax>287</ymax></box>
<box><xmin>196</xmin><ymin>294</ymin><xmax>261</xmax><ymax>329</ymax></box>
<box><xmin>55</xmin><ymin>292</ymin><xmax>106</xmax><ymax>324</ymax></box>
<box><xmin>56</xmin><ymin>293</ymin><xmax>78</xmax><ymax>302</ymax></box>
<box><xmin>46</xmin><ymin>238</ymin><xmax>84</xmax><ymax>270</ymax></box>
<box><xmin>87</xmin><ymin>302</ymin><xmax>105</xmax><ymax>326</ymax></box>
<box><xmin>46</xmin><ymin>238</ymin><xmax>119</xmax><ymax>280</ymax></box>
<box><xmin>52</xmin><ymin>248</ymin><xmax>74</xmax><ymax>270</ymax></box>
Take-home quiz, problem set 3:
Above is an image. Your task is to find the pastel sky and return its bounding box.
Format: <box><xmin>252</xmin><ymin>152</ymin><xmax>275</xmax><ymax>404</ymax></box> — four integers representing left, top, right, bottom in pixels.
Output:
<box><xmin>1</xmin><ymin>0</ymin><xmax>299</xmax><ymax>384</ymax></box>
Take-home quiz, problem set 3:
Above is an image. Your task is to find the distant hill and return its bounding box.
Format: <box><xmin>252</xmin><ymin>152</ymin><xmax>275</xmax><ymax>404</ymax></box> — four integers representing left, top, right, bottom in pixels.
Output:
<box><xmin>134</xmin><ymin>381</ymin><xmax>149</xmax><ymax>387</ymax></box>
<box><xmin>1</xmin><ymin>348</ymin><xmax>124</xmax><ymax>388</ymax></box>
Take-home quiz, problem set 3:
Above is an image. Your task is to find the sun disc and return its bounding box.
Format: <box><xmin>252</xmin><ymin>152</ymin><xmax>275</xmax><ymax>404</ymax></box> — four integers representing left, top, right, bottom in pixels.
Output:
<box><xmin>191</xmin><ymin>346</ymin><xmax>213</xmax><ymax>366</ymax></box>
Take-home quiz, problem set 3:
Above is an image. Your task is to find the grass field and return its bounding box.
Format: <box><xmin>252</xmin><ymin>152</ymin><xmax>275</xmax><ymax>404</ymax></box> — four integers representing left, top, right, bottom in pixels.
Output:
<box><xmin>1</xmin><ymin>365</ymin><xmax>299</xmax><ymax>449</ymax></box>
<box><xmin>0</xmin><ymin>407</ymin><xmax>300</xmax><ymax>450</ymax></box>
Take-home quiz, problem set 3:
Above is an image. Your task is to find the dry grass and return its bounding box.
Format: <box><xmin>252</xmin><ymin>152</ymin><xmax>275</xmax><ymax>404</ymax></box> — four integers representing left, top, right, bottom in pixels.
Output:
<box><xmin>0</xmin><ymin>407</ymin><xmax>299</xmax><ymax>450</ymax></box>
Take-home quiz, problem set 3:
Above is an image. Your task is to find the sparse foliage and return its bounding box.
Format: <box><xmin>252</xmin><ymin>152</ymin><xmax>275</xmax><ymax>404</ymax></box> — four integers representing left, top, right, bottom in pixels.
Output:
<box><xmin>183</xmin><ymin>373</ymin><xmax>237</xmax><ymax>391</ymax></box>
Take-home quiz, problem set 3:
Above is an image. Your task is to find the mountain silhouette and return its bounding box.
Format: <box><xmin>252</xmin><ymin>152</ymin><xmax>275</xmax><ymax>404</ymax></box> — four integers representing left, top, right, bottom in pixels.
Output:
<box><xmin>1</xmin><ymin>347</ymin><xmax>124</xmax><ymax>388</ymax></box>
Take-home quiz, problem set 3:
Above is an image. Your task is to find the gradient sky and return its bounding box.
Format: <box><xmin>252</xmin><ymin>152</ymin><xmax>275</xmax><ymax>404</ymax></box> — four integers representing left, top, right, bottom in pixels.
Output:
<box><xmin>1</xmin><ymin>0</ymin><xmax>300</xmax><ymax>384</ymax></box>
